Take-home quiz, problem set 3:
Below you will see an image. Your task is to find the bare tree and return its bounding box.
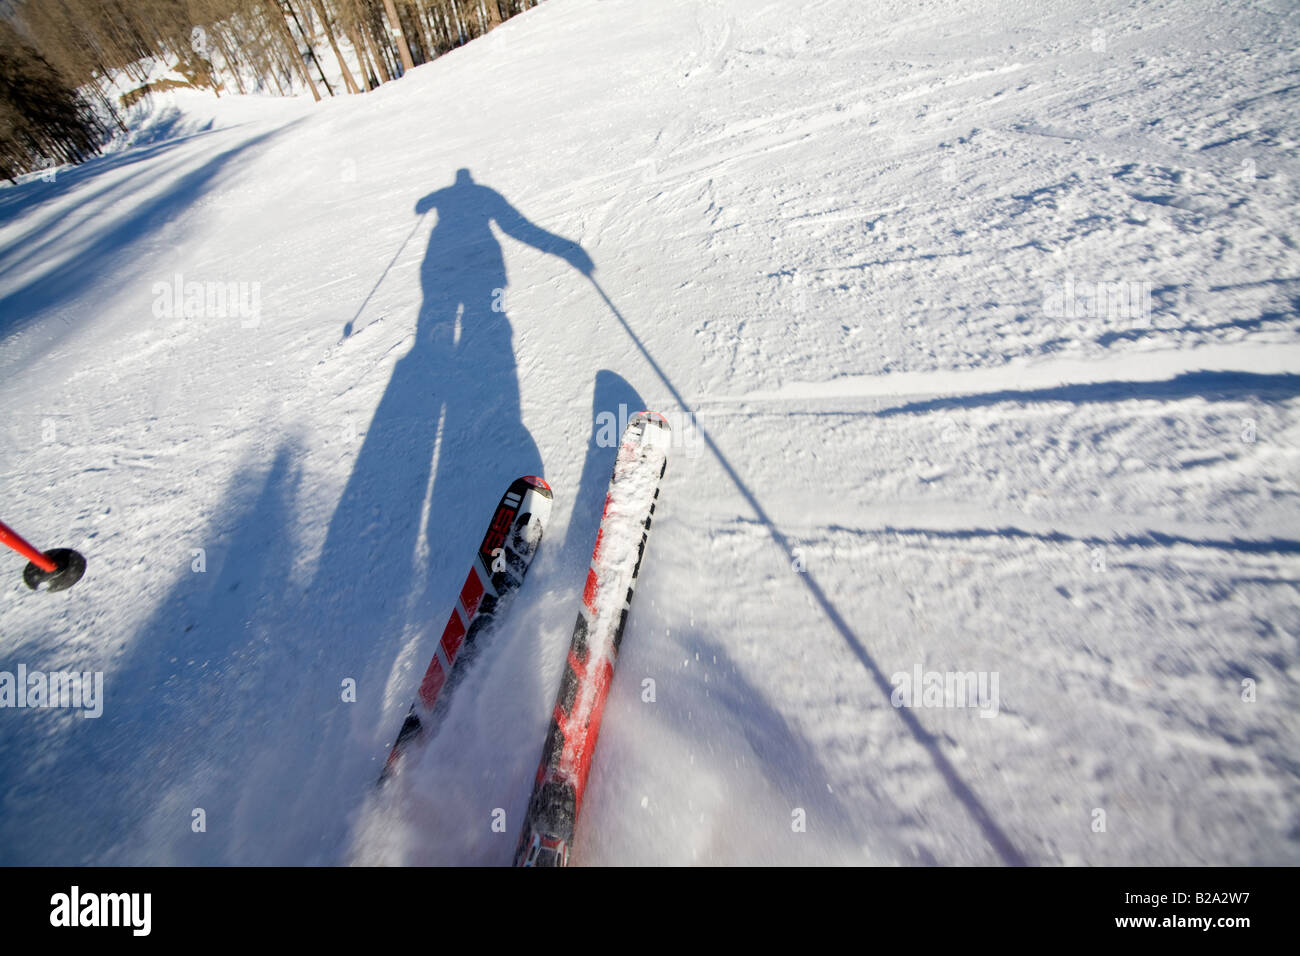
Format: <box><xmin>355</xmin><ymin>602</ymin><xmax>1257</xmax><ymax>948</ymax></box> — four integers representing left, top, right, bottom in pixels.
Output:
<box><xmin>1</xmin><ymin>0</ymin><xmax>547</xmax><ymax>171</ymax></box>
<box><xmin>263</xmin><ymin>0</ymin><xmax>321</xmax><ymax>100</ymax></box>
<box><xmin>381</xmin><ymin>0</ymin><xmax>415</xmax><ymax>73</ymax></box>
<box><xmin>311</xmin><ymin>0</ymin><xmax>360</xmax><ymax>93</ymax></box>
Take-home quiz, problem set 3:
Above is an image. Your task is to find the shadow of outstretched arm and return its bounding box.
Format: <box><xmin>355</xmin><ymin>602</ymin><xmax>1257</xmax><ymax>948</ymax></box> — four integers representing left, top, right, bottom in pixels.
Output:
<box><xmin>489</xmin><ymin>188</ymin><xmax>593</xmax><ymax>275</ymax></box>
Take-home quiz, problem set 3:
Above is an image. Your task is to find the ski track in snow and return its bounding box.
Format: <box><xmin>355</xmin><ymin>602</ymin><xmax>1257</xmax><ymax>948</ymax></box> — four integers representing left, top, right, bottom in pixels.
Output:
<box><xmin>1</xmin><ymin>0</ymin><xmax>1299</xmax><ymax>865</ymax></box>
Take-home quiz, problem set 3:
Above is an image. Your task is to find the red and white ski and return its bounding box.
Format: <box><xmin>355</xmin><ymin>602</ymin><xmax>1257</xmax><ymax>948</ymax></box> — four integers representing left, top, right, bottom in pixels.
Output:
<box><xmin>380</xmin><ymin>475</ymin><xmax>553</xmax><ymax>782</ymax></box>
<box><xmin>515</xmin><ymin>411</ymin><xmax>670</xmax><ymax>866</ymax></box>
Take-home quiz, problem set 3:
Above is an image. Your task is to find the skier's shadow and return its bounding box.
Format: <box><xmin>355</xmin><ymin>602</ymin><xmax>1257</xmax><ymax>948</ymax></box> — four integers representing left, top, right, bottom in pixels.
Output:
<box><xmin>309</xmin><ymin>168</ymin><xmax>593</xmax><ymax>743</ymax></box>
<box><xmin>0</xmin><ymin>168</ymin><xmax>595</xmax><ymax>865</ymax></box>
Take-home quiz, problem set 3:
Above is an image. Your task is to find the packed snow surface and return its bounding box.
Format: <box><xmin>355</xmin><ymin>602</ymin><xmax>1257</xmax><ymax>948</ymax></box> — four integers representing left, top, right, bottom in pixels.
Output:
<box><xmin>1</xmin><ymin>0</ymin><xmax>1298</xmax><ymax>865</ymax></box>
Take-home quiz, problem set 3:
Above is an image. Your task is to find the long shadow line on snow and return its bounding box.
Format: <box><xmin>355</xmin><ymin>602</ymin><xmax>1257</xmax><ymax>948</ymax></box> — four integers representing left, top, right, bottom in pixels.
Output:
<box><xmin>0</xmin><ymin>125</ymin><xmax>294</xmax><ymax>348</ymax></box>
<box><xmin>1097</xmin><ymin>309</ymin><xmax>1299</xmax><ymax>346</ymax></box>
<box><xmin>860</xmin><ymin>525</ymin><xmax>1300</xmax><ymax>557</ymax></box>
<box><xmin>0</xmin><ymin>154</ymin><xmax>197</xmax><ymax>277</ymax></box>
<box><xmin>874</xmin><ymin>370</ymin><xmax>1300</xmax><ymax>417</ymax></box>
<box><xmin>587</xmin><ymin>277</ymin><xmax>1030</xmax><ymax>866</ymax></box>
<box><xmin>0</xmin><ymin>119</ymin><xmax>226</xmax><ymax>230</ymax></box>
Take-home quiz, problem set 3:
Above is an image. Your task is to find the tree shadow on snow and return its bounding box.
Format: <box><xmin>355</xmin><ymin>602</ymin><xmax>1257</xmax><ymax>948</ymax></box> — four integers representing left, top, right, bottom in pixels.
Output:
<box><xmin>0</xmin><ymin>125</ymin><xmax>292</xmax><ymax>349</ymax></box>
<box><xmin>0</xmin><ymin>447</ymin><xmax>306</xmax><ymax>863</ymax></box>
<box><xmin>0</xmin><ymin>119</ymin><xmax>230</xmax><ymax>231</ymax></box>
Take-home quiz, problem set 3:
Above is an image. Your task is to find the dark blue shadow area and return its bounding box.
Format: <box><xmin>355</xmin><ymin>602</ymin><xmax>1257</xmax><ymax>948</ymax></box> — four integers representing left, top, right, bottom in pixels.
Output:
<box><xmin>0</xmin><ymin>168</ymin><xmax>594</xmax><ymax>864</ymax></box>
<box><xmin>874</xmin><ymin>370</ymin><xmax>1300</xmax><ymax>418</ymax></box>
<box><xmin>1096</xmin><ymin>304</ymin><xmax>1300</xmax><ymax>346</ymax></box>
<box><xmin>0</xmin><ymin>125</ymin><xmax>290</xmax><ymax>347</ymax></box>
<box><xmin>0</xmin><ymin>446</ymin><xmax>305</xmax><ymax>864</ymax></box>
<box><xmin>121</xmin><ymin>106</ymin><xmax>215</xmax><ymax>149</ymax></box>
<box><xmin>560</xmin><ymin>370</ymin><xmax>645</xmax><ymax>565</ymax></box>
<box><xmin>0</xmin><ymin>119</ymin><xmax>230</xmax><ymax>231</ymax></box>
<box><xmin>293</xmin><ymin>170</ymin><xmax>591</xmax><ymax>859</ymax></box>
<box><xmin>0</xmin><ymin>152</ymin><xmax>202</xmax><ymax>281</ymax></box>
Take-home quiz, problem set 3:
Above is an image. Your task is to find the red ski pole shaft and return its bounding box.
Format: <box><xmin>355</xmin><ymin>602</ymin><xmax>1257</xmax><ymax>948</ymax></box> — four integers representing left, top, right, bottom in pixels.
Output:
<box><xmin>0</xmin><ymin>520</ymin><xmax>58</xmax><ymax>573</ymax></box>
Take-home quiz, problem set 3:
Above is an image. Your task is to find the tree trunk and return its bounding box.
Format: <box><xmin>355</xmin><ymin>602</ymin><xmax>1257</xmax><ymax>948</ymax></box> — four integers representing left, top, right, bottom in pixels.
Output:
<box><xmin>311</xmin><ymin>0</ymin><xmax>360</xmax><ymax>94</ymax></box>
<box><xmin>286</xmin><ymin>0</ymin><xmax>334</xmax><ymax>96</ymax></box>
<box><xmin>265</xmin><ymin>0</ymin><xmax>321</xmax><ymax>100</ymax></box>
<box><xmin>381</xmin><ymin>0</ymin><xmax>415</xmax><ymax>74</ymax></box>
<box><xmin>216</xmin><ymin>29</ymin><xmax>248</xmax><ymax>95</ymax></box>
<box><xmin>344</xmin><ymin>16</ymin><xmax>378</xmax><ymax>90</ymax></box>
<box><xmin>359</xmin><ymin>1</ymin><xmax>394</xmax><ymax>84</ymax></box>
<box><xmin>93</xmin><ymin>73</ymin><xmax>129</xmax><ymax>133</ymax></box>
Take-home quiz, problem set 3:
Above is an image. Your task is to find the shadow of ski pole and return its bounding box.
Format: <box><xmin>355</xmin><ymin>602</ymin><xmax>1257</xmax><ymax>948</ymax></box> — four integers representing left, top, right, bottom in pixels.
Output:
<box><xmin>588</xmin><ymin>276</ymin><xmax>1028</xmax><ymax>866</ymax></box>
<box><xmin>341</xmin><ymin>212</ymin><xmax>427</xmax><ymax>339</ymax></box>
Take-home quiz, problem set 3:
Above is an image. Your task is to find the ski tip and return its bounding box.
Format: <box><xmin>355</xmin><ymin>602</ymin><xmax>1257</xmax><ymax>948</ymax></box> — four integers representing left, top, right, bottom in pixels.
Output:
<box><xmin>521</xmin><ymin>475</ymin><xmax>553</xmax><ymax>496</ymax></box>
<box><xmin>634</xmin><ymin>410</ymin><xmax>670</xmax><ymax>429</ymax></box>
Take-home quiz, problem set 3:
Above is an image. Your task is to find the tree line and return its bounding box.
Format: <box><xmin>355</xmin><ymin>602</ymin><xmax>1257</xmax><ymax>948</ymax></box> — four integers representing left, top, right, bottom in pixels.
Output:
<box><xmin>1</xmin><ymin>1</ymin><xmax>543</xmax><ymax>183</ymax></box>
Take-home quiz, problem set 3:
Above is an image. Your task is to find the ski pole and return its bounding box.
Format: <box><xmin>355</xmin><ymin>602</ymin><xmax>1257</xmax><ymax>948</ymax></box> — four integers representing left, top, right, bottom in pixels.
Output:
<box><xmin>0</xmin><ymin>520</ymin><xmax>56</xmax><ymax>571</ymax></box>
<box><xmin>0</xmin><ymin>519</ymin><xmax>86</xmax><ymax>592</ymax></box>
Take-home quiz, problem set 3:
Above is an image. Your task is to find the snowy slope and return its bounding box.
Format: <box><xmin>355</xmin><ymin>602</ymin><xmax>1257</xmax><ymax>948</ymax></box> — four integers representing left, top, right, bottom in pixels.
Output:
<box><xmin>1</xmin><ymin>0</ymin><xmax>1298</xmax><ymax>865</ymax></box>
